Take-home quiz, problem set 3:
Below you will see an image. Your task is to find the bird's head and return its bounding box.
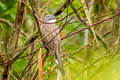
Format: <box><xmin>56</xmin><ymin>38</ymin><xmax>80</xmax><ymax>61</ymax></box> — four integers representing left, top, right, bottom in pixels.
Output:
<box><xmin>44</xmin><ymin>14</ymin><xmax>59</xmax><ymax>23</ymax></box>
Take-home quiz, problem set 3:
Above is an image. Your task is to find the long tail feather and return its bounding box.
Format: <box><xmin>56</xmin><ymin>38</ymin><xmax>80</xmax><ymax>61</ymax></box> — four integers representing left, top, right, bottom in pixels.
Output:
<box><xmin>54</xmin><ymin>51</ymin><xmax>65</xmax><ymax>75</ymax></box>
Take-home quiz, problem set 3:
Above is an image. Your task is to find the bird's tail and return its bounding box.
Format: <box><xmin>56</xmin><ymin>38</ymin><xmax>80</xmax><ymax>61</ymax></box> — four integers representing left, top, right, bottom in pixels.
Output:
<box><xmin>54</xmin><ymin>51</ymin><xmax>65</xmax><ymax>75</ymax></box>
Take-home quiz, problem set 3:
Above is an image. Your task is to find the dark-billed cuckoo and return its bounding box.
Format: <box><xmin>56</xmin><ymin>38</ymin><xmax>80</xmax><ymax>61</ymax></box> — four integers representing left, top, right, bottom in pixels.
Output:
<box><xmin>40</xmin><ymin>14</ymin><xmax>64</xmax><ymax>75</ymax></box>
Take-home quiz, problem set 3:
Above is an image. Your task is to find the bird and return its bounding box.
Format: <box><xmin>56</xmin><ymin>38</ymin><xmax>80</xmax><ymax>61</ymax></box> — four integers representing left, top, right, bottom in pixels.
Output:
<box><xmin>40</xmin><ymin>14</ymin><xmax>65</xmax><ymax>75</ymax></box>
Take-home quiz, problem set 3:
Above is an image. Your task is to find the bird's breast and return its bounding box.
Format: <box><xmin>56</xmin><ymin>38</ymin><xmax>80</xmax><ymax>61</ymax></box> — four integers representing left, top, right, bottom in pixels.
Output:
<box><xmin>43</xmin><ymin>24</ymin><xmax>57</xmax><ymax>33</ymax></box>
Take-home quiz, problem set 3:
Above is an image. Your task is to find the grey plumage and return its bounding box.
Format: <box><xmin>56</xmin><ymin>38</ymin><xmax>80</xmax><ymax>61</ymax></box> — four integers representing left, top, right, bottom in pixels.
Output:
<box><xmin>40</xmin><ymin>14</ymin><xmax>65</xmax><ymax>75</ymax></box>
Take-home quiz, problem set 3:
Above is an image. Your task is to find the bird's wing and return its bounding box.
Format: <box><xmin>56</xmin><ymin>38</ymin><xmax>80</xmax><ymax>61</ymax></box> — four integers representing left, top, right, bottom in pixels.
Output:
<box><xmin>41</xmin><ymin>24</ymin><xmax>60</xmax><ymax>50</ymax></box>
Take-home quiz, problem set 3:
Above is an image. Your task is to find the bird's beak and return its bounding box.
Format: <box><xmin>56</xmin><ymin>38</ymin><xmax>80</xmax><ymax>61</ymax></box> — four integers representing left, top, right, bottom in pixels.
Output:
<box><xmin>55</xmin><ymin>16</ymin><xmax>59</xmax><ymax>19</ymax></box>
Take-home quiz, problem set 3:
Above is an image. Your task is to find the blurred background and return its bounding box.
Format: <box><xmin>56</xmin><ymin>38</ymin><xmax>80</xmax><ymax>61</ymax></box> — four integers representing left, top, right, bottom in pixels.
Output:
<box><xmin>0</xmin><ymin>0</ymin><xmax>120</xmax><ymax>80</ymax></box>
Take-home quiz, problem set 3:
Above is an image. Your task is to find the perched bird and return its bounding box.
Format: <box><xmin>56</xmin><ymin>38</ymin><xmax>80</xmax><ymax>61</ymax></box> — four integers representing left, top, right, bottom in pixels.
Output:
<box><xmin>40</xmin><ymin>14</ymin><xmax>65</xmax><ymax>75</ymax></box>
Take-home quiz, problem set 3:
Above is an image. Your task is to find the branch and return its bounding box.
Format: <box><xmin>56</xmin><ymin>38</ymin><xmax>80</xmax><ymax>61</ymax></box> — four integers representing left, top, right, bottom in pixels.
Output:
<box><xmin>62</xmin><ymin>11</ymin><xmax>120</xmax><ymax>40</ymax></box>
<box><xmin>54</xmin><ymin>0</ymin><xmax>75</xmax><ymax>16</ymax></box>
<box><xmin>3</xmin><ymin>0</ymin><xmax>26</xmax><ymax>79</ymax></box>
<box><xmin>8</xmin><ymin>0</ymin><xmax>26</xmax><ymax>50</ymax></box>
<box><xmin>0</xmin><ymin>18</ymin><xmax>14</xmax><ymax>28</ymax></box>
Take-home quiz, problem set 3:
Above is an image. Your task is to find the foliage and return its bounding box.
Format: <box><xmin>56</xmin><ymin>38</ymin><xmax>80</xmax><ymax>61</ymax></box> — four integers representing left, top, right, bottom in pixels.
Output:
<box><xmin>0</xmin><ymin>0</ymin><xmax>120</xmax><ymax>80</ymax></box>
